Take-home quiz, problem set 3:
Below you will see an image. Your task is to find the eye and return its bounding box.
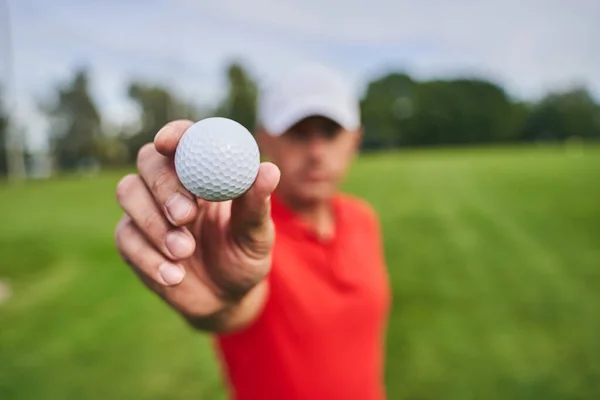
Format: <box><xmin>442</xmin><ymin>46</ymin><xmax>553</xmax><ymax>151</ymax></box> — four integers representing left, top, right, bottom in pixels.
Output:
<box><xmin>284</xmin><ymin>117</ymin><xmax>343</xmax><ymax>142</ymax></box>
<box><xmin>322</xmin><ymin>120</ymin><xmax>342</xmax><ymax>139</ymax></box>
<box><xmin>286</xmin><ymin>126</ymin><xmax>307</xmax><ymax>141</ymax></box>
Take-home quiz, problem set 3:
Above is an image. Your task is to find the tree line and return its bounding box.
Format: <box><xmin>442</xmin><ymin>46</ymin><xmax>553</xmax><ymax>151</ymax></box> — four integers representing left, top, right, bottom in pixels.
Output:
<box><xmin>1</xmin><ymin>61</ymin><xmax>599</xmax><ymax>176</ymax></box>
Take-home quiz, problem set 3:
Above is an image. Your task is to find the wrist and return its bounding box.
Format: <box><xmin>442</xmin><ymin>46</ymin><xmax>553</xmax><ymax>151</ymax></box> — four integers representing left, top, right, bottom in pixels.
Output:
<box><xmin>182</xmin><ymin>280</ymin><xmax>269</xmax><ymax>334</ymax></box>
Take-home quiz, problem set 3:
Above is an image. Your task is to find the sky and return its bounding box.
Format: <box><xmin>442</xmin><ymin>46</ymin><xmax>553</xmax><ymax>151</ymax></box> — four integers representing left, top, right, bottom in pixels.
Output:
<box><xmin>2</xmin><ymin>0</ymin><xmax>600</xmax><ymax>151</ymax></box>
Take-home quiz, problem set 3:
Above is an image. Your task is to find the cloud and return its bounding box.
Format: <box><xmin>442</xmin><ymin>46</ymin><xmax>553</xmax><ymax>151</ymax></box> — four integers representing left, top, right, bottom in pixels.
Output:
<box><xmin>199</xmin><ymin>0</ymin><xmax>600</xmax><ymax>97</ymax></box>
<box><xmin>5</xmin><ymin>0</ymin><xmax>600</xmax><ymax>151</ymax></box>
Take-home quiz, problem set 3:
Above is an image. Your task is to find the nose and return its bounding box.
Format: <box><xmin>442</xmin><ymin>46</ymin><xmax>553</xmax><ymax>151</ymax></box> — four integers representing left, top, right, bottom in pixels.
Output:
<box><xmin>305</xmin><ymin>134</ymin><xmax>328</xmax><ymax>160</ymax></box>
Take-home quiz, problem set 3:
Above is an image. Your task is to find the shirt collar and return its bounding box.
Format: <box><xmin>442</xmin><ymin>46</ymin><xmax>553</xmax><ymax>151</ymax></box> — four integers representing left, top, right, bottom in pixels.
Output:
<box><xmin>270</xmin><ymin>190</ymin><xmax>341</xmax><ymax>243</ymax></box>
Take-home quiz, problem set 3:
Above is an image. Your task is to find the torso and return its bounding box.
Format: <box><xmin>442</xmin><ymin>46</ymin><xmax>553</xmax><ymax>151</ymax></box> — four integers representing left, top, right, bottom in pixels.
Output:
<box><xmin>215</xmin><ymin>193</ymin><xmax>391</xmax><ymax>400</ymax></box>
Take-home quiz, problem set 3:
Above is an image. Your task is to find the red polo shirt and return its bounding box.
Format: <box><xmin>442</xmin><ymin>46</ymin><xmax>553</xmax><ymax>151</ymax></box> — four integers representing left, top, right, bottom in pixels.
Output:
<box><xmin>215</xmin><ymin>192</ymin><xmax>391</xmax><ymax>400</ymax></box>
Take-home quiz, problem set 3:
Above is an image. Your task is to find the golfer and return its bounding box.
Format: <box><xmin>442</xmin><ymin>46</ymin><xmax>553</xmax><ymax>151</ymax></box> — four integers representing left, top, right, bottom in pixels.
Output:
<box><xmin>114</xmin><ymin>64</ymin><xmax>391</xmax><ymax>400</ymax></box>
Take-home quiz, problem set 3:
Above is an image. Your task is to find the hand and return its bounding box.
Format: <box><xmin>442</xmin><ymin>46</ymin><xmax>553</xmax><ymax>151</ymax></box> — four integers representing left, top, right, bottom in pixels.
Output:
<box><xmin>114</xmin><ymin>120</ymin><xmax>281</xmax><ymax>332</ymax></box>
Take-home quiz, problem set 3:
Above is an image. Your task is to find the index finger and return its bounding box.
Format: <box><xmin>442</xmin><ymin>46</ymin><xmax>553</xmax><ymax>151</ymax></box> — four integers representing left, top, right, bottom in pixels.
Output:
<box><xmin>154</xmin><ymin>120</ymin><xmax>195</xmax><ymax>157</ymax></box>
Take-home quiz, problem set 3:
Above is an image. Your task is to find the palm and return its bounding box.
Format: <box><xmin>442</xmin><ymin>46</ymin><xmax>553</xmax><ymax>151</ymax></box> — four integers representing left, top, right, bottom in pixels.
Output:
<box><xmin>203</xmin><ymin>198</ymin><xmax>271</xmax><ymax>274</ymax></box>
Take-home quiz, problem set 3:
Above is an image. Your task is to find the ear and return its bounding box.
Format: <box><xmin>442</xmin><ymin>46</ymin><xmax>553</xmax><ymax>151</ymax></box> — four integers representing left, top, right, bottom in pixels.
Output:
<box><xmin>353</xmin><ymin>125</ymin><xmax>364</xmax><ymax>152</ymax></box>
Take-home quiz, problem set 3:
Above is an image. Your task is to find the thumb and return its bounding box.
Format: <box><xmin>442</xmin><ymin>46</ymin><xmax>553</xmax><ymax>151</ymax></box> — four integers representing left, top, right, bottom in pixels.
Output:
<box><xmin>230</xmin><ymin>162</ymin><xmax>281</xmax><ymax>257</ymax></box>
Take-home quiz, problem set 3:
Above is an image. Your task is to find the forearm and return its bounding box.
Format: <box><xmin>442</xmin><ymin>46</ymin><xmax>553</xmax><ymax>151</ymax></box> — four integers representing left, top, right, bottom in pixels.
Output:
<box><xmin>182</xmin><ymin>280</ymin><xmax>269</xmax><ymax>333</ymax></box>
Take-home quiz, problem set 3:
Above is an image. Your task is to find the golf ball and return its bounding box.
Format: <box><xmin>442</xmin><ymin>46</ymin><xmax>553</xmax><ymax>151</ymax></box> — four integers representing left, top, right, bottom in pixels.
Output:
<box><xmin>174</xmin><ymin>117</ymin><xmax>260</xmax><ymax>202</ymax></box>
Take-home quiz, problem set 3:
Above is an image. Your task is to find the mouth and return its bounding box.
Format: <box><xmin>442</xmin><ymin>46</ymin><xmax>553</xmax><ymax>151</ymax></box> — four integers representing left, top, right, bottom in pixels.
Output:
<box><xmin>303</xmin><ymin>171</ymin><xmax>329</xmax><ymax>182</ymax></box>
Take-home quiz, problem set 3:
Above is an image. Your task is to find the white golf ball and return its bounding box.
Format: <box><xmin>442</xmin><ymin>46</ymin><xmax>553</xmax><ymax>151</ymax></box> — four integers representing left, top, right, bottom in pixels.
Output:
<box><xmin>174</xmin><ymin>117</ymin><xmax>260</xmax><ymax>202</ymax></box>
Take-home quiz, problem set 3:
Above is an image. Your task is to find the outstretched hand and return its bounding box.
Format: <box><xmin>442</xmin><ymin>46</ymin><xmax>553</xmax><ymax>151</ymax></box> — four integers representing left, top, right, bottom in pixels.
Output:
<box><xmin>115</xmin><ymin>120</ymin><xmax>281</xmax><ymax>332</ymax></box>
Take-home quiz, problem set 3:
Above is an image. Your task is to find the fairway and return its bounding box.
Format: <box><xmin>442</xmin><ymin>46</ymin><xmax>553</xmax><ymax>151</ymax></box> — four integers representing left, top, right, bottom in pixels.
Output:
<box><xmin>1</xmin><ymin>145</ymin><xmax>599</xmax><ymax>399</ymax></box>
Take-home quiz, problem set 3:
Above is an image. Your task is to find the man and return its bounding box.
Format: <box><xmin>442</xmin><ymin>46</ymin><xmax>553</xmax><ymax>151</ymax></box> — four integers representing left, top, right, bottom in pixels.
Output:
<box><xmin>114</xmin><ymin>64</ymin><xmax>391</xmax><ymax>399</ymax></box>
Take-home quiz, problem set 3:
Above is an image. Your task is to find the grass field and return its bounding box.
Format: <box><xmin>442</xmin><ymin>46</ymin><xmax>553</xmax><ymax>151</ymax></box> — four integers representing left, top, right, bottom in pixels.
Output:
<box><xmin>1</xmin><ymin>144</ymin><xmax>599</xmax><ymax>399</ymax></box>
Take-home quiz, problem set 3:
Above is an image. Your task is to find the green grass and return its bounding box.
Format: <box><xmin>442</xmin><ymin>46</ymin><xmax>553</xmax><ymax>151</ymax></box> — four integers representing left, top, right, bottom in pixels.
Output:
<box><xmin>1</xmin><ymin>144</ymin><xmax>599</xmax><ymax>399</ymax></box>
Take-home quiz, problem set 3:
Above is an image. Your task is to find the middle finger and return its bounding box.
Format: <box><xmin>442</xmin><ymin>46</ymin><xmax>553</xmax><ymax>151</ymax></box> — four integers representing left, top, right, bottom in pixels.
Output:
<box><xmin>116</xmin><ymin>174</ymin><xmax>196</xmax><ymax>260</ymax></box>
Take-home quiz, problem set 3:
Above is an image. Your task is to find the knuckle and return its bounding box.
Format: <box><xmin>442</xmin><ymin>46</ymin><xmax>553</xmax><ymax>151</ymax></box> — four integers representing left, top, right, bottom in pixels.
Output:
<box><xmin>136</xmin><ymin>143</ymin><xmax>157</xmax><ymax>170</ymax></box>
<box><xmin>150</xmin><ymin>167</ymin><xmax>172</xmax><ymax>197</ymax></box>
<box><xmin>116</xmin><ymin>174</ymin><xmax>140</xmax><ymax>204</ymax></box>
<box><xmin>237</xmin><ymin>222</ymin><xmax>274</xmax><ymax>261</ymax></box>
<box><xmin>114</xmin><ymin>217</ymin><xmax>132</xmax><ymax>255</ymax></box>
<box><xmin>255</xmin><ymin>220</ymin><xmax>276</xmax><ymax>253</ymax></box>
<box><xmin>141</xmin><ymin>210</ymin><xmax>166</xmax><ymax>238</ymax></box>
<box><xmin>166</xmin><ymin>119</ymin><xmax>193</xmax><ymax>132</ymax></box>
<box><xmin>114</xmin><ymin>225</ymin><xmax>123</xmax><ymax>251</ymax></box>
<box><xmin>162</xmin><ymin>120</ymin><xmax>180</xmax><ymax>131</ymax></box>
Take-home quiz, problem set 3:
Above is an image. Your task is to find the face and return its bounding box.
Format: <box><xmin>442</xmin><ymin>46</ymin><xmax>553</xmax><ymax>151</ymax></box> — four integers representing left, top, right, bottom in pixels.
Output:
<box><xmin>258</xmin><ymin>116</ymin><xmax>362</xmax><ymax>205</ymax></box>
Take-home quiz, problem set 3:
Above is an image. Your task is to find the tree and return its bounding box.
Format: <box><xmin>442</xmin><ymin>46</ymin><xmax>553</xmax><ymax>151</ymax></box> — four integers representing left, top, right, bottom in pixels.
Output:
<box><xmin>520</xmin><ymin>87</ymin><xmax>600</xmax><ymax>142</ymax></box>
<box><xmin>214</xmin><ymin>61</ymin><xmax>258</xmax><ymax>131</ymax></box>
<box><xmin>125</xmin><ymin>82</ymin><xmax>201</xmax><ymax>160</ymax></box>
<box><xmin>42</xmin><ymin>67</ymin><xmax>103</xmax><ymax>170</ymax></box>
<box><xmin>405</xmin><ymin>78</ymin><xmax>516</xmax><ymax>146</ymax></box>
<box><xmin>360</xmin><ymin>73</ymin><xmax>415</xmax><ymax>149</ymax></box>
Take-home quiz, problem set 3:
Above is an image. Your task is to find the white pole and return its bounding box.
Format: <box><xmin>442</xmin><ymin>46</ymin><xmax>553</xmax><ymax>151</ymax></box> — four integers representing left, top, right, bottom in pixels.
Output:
<box><xmin>1</xmin><ymin>0</ymin><xmax>27</xmax><ymax>181</ymax></box>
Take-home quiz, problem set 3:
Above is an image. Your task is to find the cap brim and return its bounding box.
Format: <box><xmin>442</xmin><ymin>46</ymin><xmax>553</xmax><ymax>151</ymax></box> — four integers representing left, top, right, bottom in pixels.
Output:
<box><xmin>264</xmin><ymin>98</ymin><xmax>359</xmax><ymax>136</ymax></box>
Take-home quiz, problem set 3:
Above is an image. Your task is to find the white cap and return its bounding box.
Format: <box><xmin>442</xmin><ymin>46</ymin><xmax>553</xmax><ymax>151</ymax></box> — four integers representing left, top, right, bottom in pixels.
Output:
<box><xmin>257</xmin><ymin>63</ymin><xmax>361</xmax><ymax>136</ymax></box>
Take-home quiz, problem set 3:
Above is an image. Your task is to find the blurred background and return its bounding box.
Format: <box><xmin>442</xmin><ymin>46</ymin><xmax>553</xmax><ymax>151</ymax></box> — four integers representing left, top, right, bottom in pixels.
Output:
<box><xmin>1</xmin><ymin>0</ymin><xmax>599</xmax><ymax>399</ymax></box>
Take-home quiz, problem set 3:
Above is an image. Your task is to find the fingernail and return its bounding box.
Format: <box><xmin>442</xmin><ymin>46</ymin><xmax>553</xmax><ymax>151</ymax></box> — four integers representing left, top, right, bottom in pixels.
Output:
<box><xmin>159</xmin><ymin>262</ymin><xmax>185</xmax><ymax>286</ymax></box>
<box><xmin>166</xmin><ymin>193</ymin><xmax>193</xmax><ymax>223</ymax></box>
<box><xmin>165</xmin><ymin>230</ymin><xmax>195</xmax><ymax>258</ymax></box>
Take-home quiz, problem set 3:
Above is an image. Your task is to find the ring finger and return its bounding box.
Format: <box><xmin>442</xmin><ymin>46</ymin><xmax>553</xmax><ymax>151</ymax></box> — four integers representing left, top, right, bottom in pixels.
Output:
<box><xmin>115</xmin><ymin>215</ymin><xmax>186</xmax><ymax>287</ymax></box>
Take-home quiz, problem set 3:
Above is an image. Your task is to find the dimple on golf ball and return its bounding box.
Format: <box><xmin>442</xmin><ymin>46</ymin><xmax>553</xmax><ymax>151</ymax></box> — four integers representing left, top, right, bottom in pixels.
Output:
<box><xmin>174</xmin><ymin>117</ymin><xmax>260</xmax><ymax>202</ymax></box>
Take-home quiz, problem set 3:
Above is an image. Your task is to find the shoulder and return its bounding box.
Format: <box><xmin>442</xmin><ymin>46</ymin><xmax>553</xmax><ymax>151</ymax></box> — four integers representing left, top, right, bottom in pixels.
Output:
<box><xmin>336</xmin><ymin>193</ymin><xmax>381</xmax><ymax>228</ymax></box>
<box><xmin>336</xmin><ymin>193</ymin><xmax>387</xmax><ymax>262</ymax></box>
